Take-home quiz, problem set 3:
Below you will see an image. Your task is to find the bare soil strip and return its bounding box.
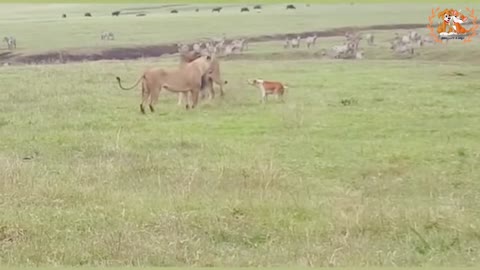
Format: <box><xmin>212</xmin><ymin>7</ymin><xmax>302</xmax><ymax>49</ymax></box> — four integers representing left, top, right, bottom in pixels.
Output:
<box><xmin>1</xmin><ymin>22</ymin><xmax>476</xmax><ymax>65</ymax></box>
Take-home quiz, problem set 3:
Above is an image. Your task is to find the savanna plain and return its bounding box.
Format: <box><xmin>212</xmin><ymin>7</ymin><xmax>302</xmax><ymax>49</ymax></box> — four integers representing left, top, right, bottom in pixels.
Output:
<box><xmin>1</xmin><ymin>2</ymin><xmax>480</xmax><ymax>267</ymax></box>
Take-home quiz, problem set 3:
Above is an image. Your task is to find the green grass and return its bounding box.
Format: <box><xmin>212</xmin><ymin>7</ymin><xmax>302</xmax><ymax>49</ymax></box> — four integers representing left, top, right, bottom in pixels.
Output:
<box><xmin>1</xmin><ymin>3</ymin><xmax>480</xmax><ymax>268</ymax></box>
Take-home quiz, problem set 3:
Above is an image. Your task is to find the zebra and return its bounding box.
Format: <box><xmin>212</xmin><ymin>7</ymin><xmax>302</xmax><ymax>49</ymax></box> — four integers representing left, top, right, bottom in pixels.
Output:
<box><xmin>3</xmin><ymin>36</ymin><xmax>16</xmax><ymax>50</ymax></box>
<box><xmin>100</xmin><ymin>31</ymin><xmax>115</xmax><ymax>40</ymax></box>
<box><xmin>230</xmin><ymin>39</ymin><xmax>248</xmax><ymax>52</ymax></box>
<box><xmin>305</xmin><ymin>34</ymin><xmax>318</xmax><ymax>48</ymax></box>
<box><xmin>365</xmin><ymin>33</ymin><xmax>374</xmax><ymax>45</ymax></box>
<box><xmin>290</xmin><ymin>36</ymin><xmax>301</xmax><ymax>48</ymax></box>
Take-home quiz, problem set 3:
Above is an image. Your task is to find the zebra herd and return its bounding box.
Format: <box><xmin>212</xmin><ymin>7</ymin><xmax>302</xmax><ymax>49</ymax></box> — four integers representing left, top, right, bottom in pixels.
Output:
<box><xmin>389</xmin><ymin>31</ymin><xmax>434</xmax><ymax>55</ymax></box>
<box><xmin>284</xmin><ymin>34</ymin><xmax>318</xmax><ymax>49</ymax></box>
<box><xmin>326</xmin><ymin>30</ymin><xmax>433</xmax><ymax>59</ymax></box>
<box><xmin>3</xmin><ymin>36</ymin><xmax>16</xmax><ymax>50</ymax></box>
<box><xmin>283</xmin><ymin>33</ymin><xmax>361</xmax><ymax>58</ymax></box>
<box><xmin>326</xmin><ymin>32</ymin><xmax>365</xmax><ymax>59</ymax></box>
<box><xmin>281</xmin><ymin>30</ymin><xmax>435</xmax><ymax>59</ymax></box>
<box><xmin>2</xmin><ymin>31</ymin><xmax>117</xmax><ymax>51</ymax></box>
<box><xmin>177</xmin><ymin>35</ymin><xmax>249</xmax><ymax>57</ymax></box>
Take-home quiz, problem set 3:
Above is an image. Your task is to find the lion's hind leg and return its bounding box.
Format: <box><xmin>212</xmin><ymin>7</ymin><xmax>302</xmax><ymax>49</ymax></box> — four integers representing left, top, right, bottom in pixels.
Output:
<box><xmin>140</xmin><ymin>80</ymin><xmax>149</xmax><ymax>114</ymax></box>
<box><xmin>184</xmin><ymin>92</ymin><xmax>191</xmax><ymax>110</ymax></box>
<box><xmin>191</xmin><ymin>89</ymin><xmax>200</xmax><ymax>109</ymax></box>
<box><xmin>149</xmin><ymin>86</ymin><xmax>162</xmax><ymax>113</ymax></box>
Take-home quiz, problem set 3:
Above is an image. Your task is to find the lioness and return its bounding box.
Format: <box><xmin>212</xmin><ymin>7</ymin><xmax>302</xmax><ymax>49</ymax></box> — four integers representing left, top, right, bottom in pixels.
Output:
<box><xmin>177</xmin><ymin>53</ymin><xmax>227</xmax><ymax>106</ymax></box>
<box><xmin>116</xmin><ymin>55</ymin><xmax>213</xmax><ymax>113</ymax></box>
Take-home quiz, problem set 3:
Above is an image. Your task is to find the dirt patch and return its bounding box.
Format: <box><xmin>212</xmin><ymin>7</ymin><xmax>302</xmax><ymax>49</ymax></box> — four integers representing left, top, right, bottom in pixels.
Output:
<box><xmin>0</xmin><ymin>52</ymin><xmax>17</xmax><ymax>61</ymax></box>
<box><xmin>10</xmin><ymin>44</ymin><xmax>179</xmax><ymax>65</ymax></box>
<box><xmin>1</xmin><ymin>22</ymin><xmax>477</xmax><ymax>66</ymax></box>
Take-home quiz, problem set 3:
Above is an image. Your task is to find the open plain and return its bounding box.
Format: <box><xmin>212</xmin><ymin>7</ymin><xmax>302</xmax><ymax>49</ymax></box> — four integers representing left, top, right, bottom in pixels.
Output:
<box><xmin>1</xmin><ymin>2</ymin><xmax>480</xmax><ymax>267</ymax></box>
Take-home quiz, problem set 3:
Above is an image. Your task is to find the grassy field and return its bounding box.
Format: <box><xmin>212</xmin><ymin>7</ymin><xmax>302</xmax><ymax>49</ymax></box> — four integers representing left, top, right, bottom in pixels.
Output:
<box><xmin>0</xmin><ymin>3</ymin><xmax>475</xmax><ymax>53</ymax></box>
<box><xmin>1</xmin><ymin>2</ymin><xmax>480</xmax><ymax>268</ymax></box>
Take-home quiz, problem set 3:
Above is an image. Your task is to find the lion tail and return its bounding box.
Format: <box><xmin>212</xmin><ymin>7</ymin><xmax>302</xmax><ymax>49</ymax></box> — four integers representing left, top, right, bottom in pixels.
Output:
<box><xmin>116</xmin><ymin>75</ymin><xmax>144</xmax><ymax>91</ymax></box>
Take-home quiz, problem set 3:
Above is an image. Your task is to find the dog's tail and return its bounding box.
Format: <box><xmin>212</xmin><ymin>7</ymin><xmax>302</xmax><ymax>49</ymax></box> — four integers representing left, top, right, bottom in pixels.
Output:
<box><xmin>116</xmin><ymin>75</ymin><xmax>144</xmax><ymax>91</ymax></box>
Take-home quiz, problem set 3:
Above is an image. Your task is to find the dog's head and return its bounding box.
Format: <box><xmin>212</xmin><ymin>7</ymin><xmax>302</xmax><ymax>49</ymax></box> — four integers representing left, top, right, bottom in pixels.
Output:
<box><xmin>247</xmin><ymin>79</ymin><xmax>263</xmax><ymax>86</ymax></box>
<box><xmin>438</xmin><ymin>8</ymin><xmax>456</xmax><ymax>23</ymax></box>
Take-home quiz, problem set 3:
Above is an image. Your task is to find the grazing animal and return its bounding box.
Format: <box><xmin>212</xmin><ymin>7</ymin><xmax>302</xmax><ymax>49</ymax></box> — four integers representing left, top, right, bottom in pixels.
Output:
<box><xmin>241</xmin><ymin>7</ymin><xmax>249</xmax><ymax>12</ymax></box>
<box><xmin>355</xmin><ymin>50</ymin><xmax>364</xmax><ymax>59</ymax></box>
<box><xmin>101</xmin><ymin>31</ymin><xmax>115</xmax><ymax>40</ymax></box>
<box><xmin>390</xmin><ymin>40</ymin><xmax>414</xmax><ymax>56</ymax></box>
<box><xmin>62</xmin><ymin>14</ymin><xmax>67</xmax><ymax>18</ymax></box>
<box><xmin>176</xmin><ymin>43</ymin><xmax>190</xmax><ymax>53</ymax></box>
<box><xmin>286</xmin><ymin>4</ymin><xmax>296</xmax><ymax>10</ymax></box>
<box><xmin>230</xmin><ymin>39</ymin><xmax>248</xmax><ymax>52</ymax></box>
<box><xmin>401</xmin><ymin>34</ymin><xmax>410</xmax><ymax>43</ymax></box>
<box><xmin>247</xmin><ymin>79</ymin><xmax>287</xmax><ymax>103</ymax></box>
<box><xmin>305</xmin><ymin>34</ymin><xmax>318</xmax><ymax>48</ymax></box>
<box><xmin>409</xmin><ymin>31</ymin><xmax>420</xmax><ymax>42</ymax></box>
<box><xmin>283</xmin><ymin>38</ymin><xmax>291</xmax><ymax>49</ymax></box>
<box><xmin>290</xmin><ymin>36</ymin><xmax>301</xmax><ymax>48</ymax></box>
<box><xmin>330</xmin><ymin>44</ymin><xmax>350</xmax><ymax>58</ymax></box>
<box><xmin>223</xmin><ymin>44</ymin><xmax>239</xmax><ymax>55</ymax></box>
<box><xmin>345</xmin><ymin>32</ymin><xmax>362</xmax><ymax>46</ymax></box>
<box><xmin>344</xmin><ymin>33</ymin><xmax>361</xmax><ymax>53</ymax></box>
<box><xmin>171</xmin><ymin>10</ymin><xmax>178</xmax><ymax>14</ymax></box>
<box><xmin>3</xmin><ymin>36</ymin><xmax>16</xmax><ymax>50</ymax></box>
<box><xmin>192</xmin><ymin>43</ymin><xmax>201</xmax><ymax>53</ymax></box>
<box><xmin>212</xmin><ymin>7</ymin><xmax>222</xmax><ymax>12</ymax></box>
<box><xmin>116</xmin><ymin>55</ymin><xmax>214</xmax><ymax>113</ymax></box>
<box><xmin>365</xmin><ymin>33</ymin><xmax>374</xmax><ymax>45</ymax></box>
<box><xmin>205</xmin><ymin>42</ymin><xmax>216</xmax><ymax>54</ymax></box>
<box><xmin>84</xmin><ymin>12</ymin><xmax>92</xmax><ymax>17</ymax></box>
<box><xmin>112</xmin><ymin>11</ymin><xmax>120</xmax><ymax>16</ymax></box>
<box><xmin>253</xmin><ymin>5</ymin><xmax>262</xmax><ymax>9</ymax></box>
<box><xmin>330</xmin><ymin>40</ymin><xmax>357</xmax><ymax>59</ymax></box>
<box><xmin>241</xmin><ymin>39</ymin><xmax>249</xmax><ymax>51</ymax></box>
<box><xmin>345</xmin><ymin>32</ymin><xmax>361</xmax><ymax>48</ymax></box>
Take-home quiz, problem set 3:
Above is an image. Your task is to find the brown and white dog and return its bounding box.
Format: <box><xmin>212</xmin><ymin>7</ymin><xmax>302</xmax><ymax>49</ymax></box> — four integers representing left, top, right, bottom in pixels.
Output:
<box><xmin>247</xmin><ymin>79</ymin><xmax>288</xmax><ymax>103</ymax></box>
